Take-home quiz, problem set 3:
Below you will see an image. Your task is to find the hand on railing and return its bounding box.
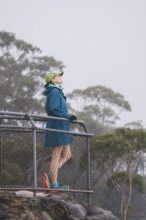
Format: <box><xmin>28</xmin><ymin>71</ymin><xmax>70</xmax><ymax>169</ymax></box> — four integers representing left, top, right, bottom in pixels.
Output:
<box><xmin>69</xmin><ymin>115</ymin><xmax>77</xmax><ymax>121</ymax></box>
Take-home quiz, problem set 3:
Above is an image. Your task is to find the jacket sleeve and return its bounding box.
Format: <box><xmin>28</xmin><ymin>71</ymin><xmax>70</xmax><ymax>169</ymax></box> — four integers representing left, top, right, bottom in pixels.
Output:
<box><xmin>47</xmin><ymin>89</ymin><xmax>71</xmax><ymax>119</ymax></box>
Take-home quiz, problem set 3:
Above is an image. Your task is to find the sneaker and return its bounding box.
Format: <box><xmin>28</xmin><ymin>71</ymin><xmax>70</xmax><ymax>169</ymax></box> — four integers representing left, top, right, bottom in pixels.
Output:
<box><xmin>50</xmin><ymin>182</ymin><xmax>69</xmax><ymax>190</ymax></box>
<box><xmin>42</xmin><ymin>173</ymin><xmax>50</xmax><ymax>188</ymax></box>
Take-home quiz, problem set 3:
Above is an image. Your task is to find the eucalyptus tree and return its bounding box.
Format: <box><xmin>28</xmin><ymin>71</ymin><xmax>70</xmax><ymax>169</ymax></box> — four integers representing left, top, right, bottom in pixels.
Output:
<box><xmin>0</xmin><ymin>31</ymin><xmax>64</xmax><ymax>113</ymax></box>
<box><xmin>91</xmin><ymin>128</ymin><xmax>146</xmax><ymax>220</ymax></box>
<box><xmin>67</xmin><ymin>86</ymin><xmax>131</xmax><ymax>133</ymax></box>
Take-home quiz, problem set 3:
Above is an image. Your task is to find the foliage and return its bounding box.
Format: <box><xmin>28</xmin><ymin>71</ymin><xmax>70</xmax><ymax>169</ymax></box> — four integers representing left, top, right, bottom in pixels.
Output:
<box><xmin>1</xmin><ymin>136</ymin><xmax>44</xmax><ymax>186</ymax></box>
<box><xmin>132</xmin><ymin>174</ymin><xmax>144</xmax><ymax>193</ymax></box>
<box><xmin>107</xmin><ymin>171</ymin><xmax>144</xmax><ymax>193</ymax></box>
<box><xmin>2</xmin><ymin>163</ymin><xmax>21</xmax><ymax>185</ymax></box>
<box><xmin>91</xmin><ymin>128</ymin><xmax>146</xmax><ymax>220</ymax></box>
<box><xmin>67</xmin><ymin>86</ymin><xmax>131</xmax><ymax>111</ymax></box>
<box><xmin>77</xmin><ymin>111</ymin><xmax>109</xmax><ymax>134</ymax></box>
<box><xmin>124</xmin><ymin>121</ymin><xmax>143</xmax><ymax>129</ymax></box>
<box><xmin>0</xmin><ymin>31</ymin><xmax>64</xmax><ymax>113</ymax></box>
<box><xmin>67</xmin><ymin>86</ymin><xmax>131</xmax><ymax>133</ymax></box>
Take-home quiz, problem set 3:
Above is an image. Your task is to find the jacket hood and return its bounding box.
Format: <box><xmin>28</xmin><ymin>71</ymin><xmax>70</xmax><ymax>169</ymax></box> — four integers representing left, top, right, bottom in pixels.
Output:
<box><xmin>43</xmin><ymin>86</ymin><xmax>53</xmax><ymax>96</ymax></box>
<box><xmin>43</xmin><ymin>85</ymin><xmax>63</xmax><ymax>96</ymax></box>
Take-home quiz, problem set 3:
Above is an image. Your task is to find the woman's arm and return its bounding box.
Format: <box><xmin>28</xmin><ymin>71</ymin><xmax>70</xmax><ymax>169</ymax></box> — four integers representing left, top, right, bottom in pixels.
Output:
<box><xmin>48</xmin><ymin>89</ymin><xmax>70</xmax><ymax>119</ymax></box>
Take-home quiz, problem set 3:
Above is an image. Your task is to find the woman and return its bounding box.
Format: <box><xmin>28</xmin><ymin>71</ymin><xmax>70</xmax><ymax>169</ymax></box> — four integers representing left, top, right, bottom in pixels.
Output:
<box><xmin>42</xmin><ymin>71</ymin><xmax>77</xmax><ymax>189</ymax></box>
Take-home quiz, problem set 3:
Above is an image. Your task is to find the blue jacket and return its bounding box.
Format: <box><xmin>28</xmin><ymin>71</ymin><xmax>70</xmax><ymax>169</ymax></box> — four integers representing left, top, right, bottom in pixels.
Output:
<box><xmin>43</xmin><ymin>85</ymin><xmax>73</xmax><ymax>147</ymax></box>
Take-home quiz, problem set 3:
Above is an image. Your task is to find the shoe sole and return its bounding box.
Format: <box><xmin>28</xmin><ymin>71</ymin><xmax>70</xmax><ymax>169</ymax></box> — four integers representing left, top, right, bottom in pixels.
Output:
<box><xmin>50</xmin><ymin>186</ymin><xmax>69</xmax><ymax>190</ymax></box>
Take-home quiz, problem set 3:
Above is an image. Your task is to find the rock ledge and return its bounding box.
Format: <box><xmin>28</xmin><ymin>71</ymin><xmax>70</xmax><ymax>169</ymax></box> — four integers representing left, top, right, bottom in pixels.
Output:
<box><xmin>0</xmin><ymin>191</ymin><xmax>119</xmax><ymax>220</ymax></box>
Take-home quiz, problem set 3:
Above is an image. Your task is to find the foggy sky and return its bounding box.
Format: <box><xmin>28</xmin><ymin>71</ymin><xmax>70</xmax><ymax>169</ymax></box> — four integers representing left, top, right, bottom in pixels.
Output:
<box><xmin>0</xmin><ymin>0</ymin><xmax>146</xmax><ymax>127</ymax></box>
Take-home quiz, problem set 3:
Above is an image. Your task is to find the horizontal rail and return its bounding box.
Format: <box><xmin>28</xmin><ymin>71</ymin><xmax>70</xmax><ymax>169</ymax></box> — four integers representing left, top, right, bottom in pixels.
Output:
<box><xmin>0</xmin><ymin>111</ymin><xmax>84</xmax><ymax>124</ymax></box>
<box><xmin>0</xmin><ymin>111</ymin><xmax>92</xmax><ymax>134</ymax></box>
<box><xmin>0</xmin><ymin>125</ymin><xmax>94</xmax><ymax>137</ymax></box>
<box><xmin>0</xmin><ymin>187</ymin><xmax>94</xmax><ymax>194</ymax></box>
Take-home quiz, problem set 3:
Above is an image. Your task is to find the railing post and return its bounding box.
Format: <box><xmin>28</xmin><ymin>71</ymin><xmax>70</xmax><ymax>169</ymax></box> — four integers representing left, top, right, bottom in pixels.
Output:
<box><xmin>25</xmin><ymin>114</ymin><xmax>37</xmax><ymax>198</ymax></box>
<box><xmin>87</xmin><ymin>136</ymin><xmax>91</xmax><ymax>205</ymax></box>
<box><xmin>81</xmin><ymin>122</ymin><xmax>92</xmax><ymax>205</ymax></box>
<box><xmin>0</xmin><ymin>119</ymin><xmax>2</xmax><ymax>186</ymax></box>
<box><xmin>33</xmin><ymin>126</ymin><xmax>37</xmax><ymax>198</ymax></box>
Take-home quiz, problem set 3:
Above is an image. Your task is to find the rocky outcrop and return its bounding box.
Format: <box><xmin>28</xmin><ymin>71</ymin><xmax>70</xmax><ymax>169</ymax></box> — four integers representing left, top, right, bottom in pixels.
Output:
<box><xmin>0</xmin><ymin>191</ymin><xmax>119</xmax><ymax>220</ymax></box>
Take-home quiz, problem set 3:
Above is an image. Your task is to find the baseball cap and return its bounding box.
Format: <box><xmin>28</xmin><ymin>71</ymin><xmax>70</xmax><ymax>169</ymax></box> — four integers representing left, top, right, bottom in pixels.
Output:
<box><xmin>45</xmin><ymin>71</ymin><xmax>64</xmax><ymax>83</ymax></box>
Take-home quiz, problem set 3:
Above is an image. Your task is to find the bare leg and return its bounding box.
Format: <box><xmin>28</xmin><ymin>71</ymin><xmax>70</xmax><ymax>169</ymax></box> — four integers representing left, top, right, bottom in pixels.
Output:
<box><xmin>58</xmin><ymin>145</ymin><xmax>71</xmax><ymax>169</ymax></box>
<box><xmin>50</xmin><ymin>145</ymin><xmax>71</xmax><ymax>184</ymax></box>
<box><xmin>50</xmin><ymin>146</ymin><xmax>63</xmax><ymax>184</ymax></box>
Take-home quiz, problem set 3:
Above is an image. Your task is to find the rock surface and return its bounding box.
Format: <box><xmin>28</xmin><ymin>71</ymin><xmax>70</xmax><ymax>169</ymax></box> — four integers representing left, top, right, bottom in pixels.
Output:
<box><xmin>0</xmin><ymin>191</ymin><xmax>119</xmax><ymax>220</ymax></box>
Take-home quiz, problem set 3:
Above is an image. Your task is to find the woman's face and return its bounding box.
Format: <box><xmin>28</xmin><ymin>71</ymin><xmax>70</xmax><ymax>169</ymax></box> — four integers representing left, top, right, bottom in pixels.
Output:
<box><xmin>51</xmin><ymin>75</ymin><xmax>62</xmax><ymax>85</ymax></box>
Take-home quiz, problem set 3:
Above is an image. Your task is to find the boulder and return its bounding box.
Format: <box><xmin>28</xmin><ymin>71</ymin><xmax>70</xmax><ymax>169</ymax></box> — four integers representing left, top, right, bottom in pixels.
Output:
<box><xmin>0</xmin><ymin>191</ymin><xmax>119</xmax><ymax>220</ymax></box>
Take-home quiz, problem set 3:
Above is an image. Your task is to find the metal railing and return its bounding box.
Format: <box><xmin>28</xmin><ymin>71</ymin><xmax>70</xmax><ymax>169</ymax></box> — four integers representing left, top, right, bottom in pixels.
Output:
<box><xmin>0</xmin><ymin>111</ymin><xmax>94</xmax><ymax>204</ymax></box>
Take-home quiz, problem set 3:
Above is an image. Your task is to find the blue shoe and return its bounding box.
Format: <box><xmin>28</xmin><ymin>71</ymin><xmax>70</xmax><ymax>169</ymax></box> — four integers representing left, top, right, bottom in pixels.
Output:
<box><xmin>50</xmin><ymin>182</ymin><xmax>69</xmax><ymax>189</ymax></box>
<box><xmin>47</xmin><ymin>173</ymin><xmax>52</xmax><ymax>184</ymax></box>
